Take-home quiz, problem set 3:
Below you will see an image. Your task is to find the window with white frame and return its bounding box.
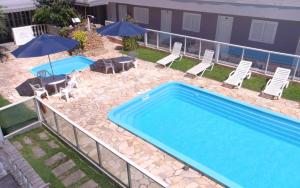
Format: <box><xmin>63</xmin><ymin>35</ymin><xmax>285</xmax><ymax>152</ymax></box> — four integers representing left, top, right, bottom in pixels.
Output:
<box><xmin>249</xmin><ymin>19</ymin><xmax>278</xmax><ymax>44</ymax></box>
<box><xmin>182</xmin><ymin>12</ymin><xmax>201</xmax><ymax>32</ymax></box>
<box><xmin>133</xmin><ymin>7</ymin><xmax>149</xmax><ymax>24</ymax></box>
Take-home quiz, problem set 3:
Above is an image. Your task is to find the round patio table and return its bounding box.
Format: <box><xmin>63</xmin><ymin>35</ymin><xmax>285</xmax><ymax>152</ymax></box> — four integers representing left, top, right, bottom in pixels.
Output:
<box><xmin>42</xmin><ymin>75</ymin><xmax>66</xmax><ymax>93</ymax></box>
<box><xmin>112</xmin><ymin>56</ymin><xmax>133</xmax><ymax>72</ymax></box>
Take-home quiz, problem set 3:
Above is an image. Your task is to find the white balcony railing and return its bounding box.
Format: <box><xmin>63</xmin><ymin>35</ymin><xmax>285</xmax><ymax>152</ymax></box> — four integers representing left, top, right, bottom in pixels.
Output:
<box><xmin>105</xmin><ymin>20</ymin><xmax>300</xmax><ymax>81</ymax></box>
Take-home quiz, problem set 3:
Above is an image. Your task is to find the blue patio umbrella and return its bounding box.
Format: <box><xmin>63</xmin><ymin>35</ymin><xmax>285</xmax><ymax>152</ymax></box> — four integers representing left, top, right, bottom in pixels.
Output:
<box><xmin>96</xmin><ymin>21</ymin><xmax>147</xmax><ymax>37</ymax></box>
<box><xmin>12</xmin><ymin>34</ymin><xmax>79</xmax><ymax>76</ymax></box>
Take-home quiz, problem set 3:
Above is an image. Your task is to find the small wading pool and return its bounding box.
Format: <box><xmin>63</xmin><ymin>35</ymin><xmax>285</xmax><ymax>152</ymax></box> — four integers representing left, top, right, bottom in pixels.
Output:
<box><xmin>109</xmin><ymin>82</ymin><xmax>300</xmax><ymax>188</ymax></box>
<box><xmin>31</xmin><ymin>56</ymin><xmax>95</xmax><ymax>76</ymax></box>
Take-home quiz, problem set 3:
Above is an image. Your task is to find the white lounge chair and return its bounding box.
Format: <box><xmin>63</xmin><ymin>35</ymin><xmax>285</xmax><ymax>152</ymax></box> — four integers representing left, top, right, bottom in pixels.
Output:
<box><xmin>29</xmin><ymin>83</ymin><xmax>49</xmax><ymax>99</ymax></box>
<box><xmin>156</xmin><ymin>42</ymin><xmax>183</xmax><ymax>67</ymax></box>
<box><xmin>186</xmin><ymin>49</ymin><xmax>215</xmax><ymax>77</ymax></box>
<box><xmin>224</xmin><ymin>60</ymin><xmax>252</xmax><ymax>88</ymax></box>
<box><xmin>262</xmin><ymin>67</ymin><xmax>291</xmax><ymax>99</ymax></box>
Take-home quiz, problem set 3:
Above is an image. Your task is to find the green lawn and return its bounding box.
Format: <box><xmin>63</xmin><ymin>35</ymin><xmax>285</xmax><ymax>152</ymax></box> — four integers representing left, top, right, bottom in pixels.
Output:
<box><xmin>0</xmin><ymin>95</ymin><xmax>9</xmax><ymax>107</ymax></box>
<box><xmin>124</xmin><ymin>47</ymin><xmax>300</xmax><ymax>102</ymax></box>
<box><xmin>11</xmin><ymin>127</ymin><xmax>120</xmax><ymax>188</ymax></box>
<box><xmin>0</xmin><ymin>95</ymin><xmax>38</xmax><ymax>135</ymax></box>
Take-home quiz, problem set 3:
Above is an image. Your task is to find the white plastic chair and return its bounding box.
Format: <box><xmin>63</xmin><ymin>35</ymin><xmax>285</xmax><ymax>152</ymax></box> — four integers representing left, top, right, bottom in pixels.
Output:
<box><xmin>186</xmin><ymin>49</ymin><xmax>215</xmax><ymax>77</ymax></box>
<box><xmin>29</xmin><ymin>83</ymin><xmax>49</xmax><ymax>99</ymax></box>
<box><xmin>156</xmin><ymin>42</ymin><xmax>183</xmax><ymax>67</ymax></box>
<box><xmin>128</xmin><ymin>51</ymin><xmax>138</xmax><ymax>68</ymax></box>
<box><xmin>37</xmin><ymin>70</ymin><xmax>52</xmax><ymax>87</ymax></box>
<box><xmin>67</xmin><ymin>70</ymin><xmax>79</xmax><ymax>88</ymax></box>
<box><xmin>60</xmin><ymin>80</ymin><xmax>77</xmax><ymax>102</ymax></box>
<box><xmin>224</xmin><ymin>60</ymin><xmax>252</xmax><ymax>88</ymax></box>
<box><xmin>262</xmin><ymin>67</ymin><xmax>291</xmax><ymax>99</ymax></box>
<box><xmin>102</xmin><ymin>59</ymin><xmax>115</xmax><ymax>74</ymax></box>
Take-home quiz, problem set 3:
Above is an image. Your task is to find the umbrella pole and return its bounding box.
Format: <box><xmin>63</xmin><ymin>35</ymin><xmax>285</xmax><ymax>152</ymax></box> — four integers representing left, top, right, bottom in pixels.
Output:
<box><xmin>48</xmin><ymin>55</ymin><xmax>55</xmax><ymax>78</ymax></box>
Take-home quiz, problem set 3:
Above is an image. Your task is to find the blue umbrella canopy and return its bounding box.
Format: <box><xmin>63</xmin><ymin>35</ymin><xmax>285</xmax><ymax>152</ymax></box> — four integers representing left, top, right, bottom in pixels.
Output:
<box><xmin>12</xmin><ymin>34</ymin><xmax>79</xmax><ymax>76</ymax></box>
<box><xmin>96</xmin><ymin>21</ymin><xmax>147</xmax><ymax>37</ymax></box>
<box><xmin>12</xmin><ymin>34</ymin><xmax>79</xmax><ymax>58</ymax></box>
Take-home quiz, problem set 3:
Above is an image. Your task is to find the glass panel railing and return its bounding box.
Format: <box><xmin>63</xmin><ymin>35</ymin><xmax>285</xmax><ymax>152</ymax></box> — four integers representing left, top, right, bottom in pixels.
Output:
<box><xmin>158</xmin><ymin>33</ymin><xmax>170</xmax><ymax>51</ymax></box>
<box><xmin>293</xmin><ymin>58</ymin><xmax>300</xmax><ymax>81</ymax></box>
<box><xmin>267</xmin><ymin>53</ymin><xmax>294</xmax><ymax>76</ymax></box>
<box><xmin>171</xmin><ymin>35</ymin><xmax>185</xmax><ymax>52</ymax></box>
<box><xmin>218</xmin><ymin>44</ymin><xmax>243</xmax><ymax>66</ymax></box>
<box><xmin>0</xmin><ymin>99</ymin><xmax>38</xmax><ymax>136</ymax></box>
<box><xmin>77</xmin><ymin>129</ymin><xmax>99</xmax><ymax>163</ymax></box>
<box><xmin>99</xmin><ymin>144</ymin><xmax>129</xmax><ymax>186</ymax></box>
<box><xmin>147</xmin><ymin>31</ymin><xmax>158</xmax><ymax>48</ymax></box>
<box><xmin>200</xmin><ymin>41</ymin><xmax>216</xmax><ymax>57</ymax></box>
<box><xmin>37</xmin><ymin>98</ymin><xmax>167</xmax><ymax>188</ymax></box>
<box><xmin>186</xmin><ymin>38</ymin><xmax>200</xmax><ymax>57</ymax></box>
<box><xmin>39</xmin><ymin>103</ymin><xmax>57</xmax><ymax>131</ymax></box>
<box><xmin>129</xmin><ymin>165</ymin><xmax>164</xmax><ymax>188</ymax></box>
<box><xmin>243</xmin><ymin>48</ymin><xmax>269</xmax><ymax>73</ymax></box>
<box><xmin>55</xmin><ymin>114</ymin><xmax>76</xmax><ymax>146</ymax></box>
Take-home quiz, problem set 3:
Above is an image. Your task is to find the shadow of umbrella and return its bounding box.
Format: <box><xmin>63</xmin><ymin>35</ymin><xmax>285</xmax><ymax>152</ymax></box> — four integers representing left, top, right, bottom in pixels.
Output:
<box><xmin>90</xmin><ymin>58</ymin><xmax>123</xmax><ymax>74</ymax></box>
<box><xmin>15</xmin><ymin>77</ymin><xmax>56</xmax><ymax>97</ymax></box>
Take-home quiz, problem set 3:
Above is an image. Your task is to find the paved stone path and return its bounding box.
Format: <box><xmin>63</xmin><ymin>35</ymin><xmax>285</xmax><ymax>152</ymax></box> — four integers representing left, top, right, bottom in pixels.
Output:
<box><xmin>23</xmin><ymin>137</ymin><xmax>32</xmax><ymax>145</ymax></box>
<box><xmin>79</xmin><ymin>179</ymin><xmax>98</xmax><ymax>188</ymax></box>
<box><xmin>38</xmin><ymin>132</ymin><xmax>49</xmax><ymax>140</ymax></box>
<box><xmin>61</xmin><ymin>170</ymin><xmax>86</xmax><ymax>186</ymax></box>
<box><xmin>52</xmin><ymin>160</ymin><xmax>76</xmax><ymax>177</ymax></box>
<box><xmin>32</xmin><ymin>146</ymin><xmax>46</xmax><ymax>159</ymax></box>
<box><xmin>45</xmin><ymin>153</ymin><xmax>99</xmax><ymax>187</ymax></box>
<box><xmin>47</xmin><ymin>140</ymin><xmax>59</xmax><ymax>149</ymax></box>
<box><xmin>45</xmin><ymin>152</ymin><xmax>66</xmax><ymax>166</ymax></box>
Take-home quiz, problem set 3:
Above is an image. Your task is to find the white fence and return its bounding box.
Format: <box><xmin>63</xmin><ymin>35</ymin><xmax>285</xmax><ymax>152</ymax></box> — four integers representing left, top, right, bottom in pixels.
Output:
<box><xmin>106</xmin><ymin>20</ymin><xmax>300</xmax><ymax>81</ymax></box>
<box><xmin>0</xmin><ymin>97</ymin><xmax>168</xmax><ymax>188</ymax></box>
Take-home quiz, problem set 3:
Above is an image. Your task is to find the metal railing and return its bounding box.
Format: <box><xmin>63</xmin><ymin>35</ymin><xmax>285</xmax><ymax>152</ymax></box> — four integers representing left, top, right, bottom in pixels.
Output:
<box><xmin>105</xmin><ymin>20</ymin><xmax>300</xmax><ymax>81</ymax></box>
<box><xmin>0</xmin><ymin>97</ymin><xmax>168</xmax><ymax>188</ymax></box>
<box><xmin>31</xmin><ymin>24</ymin><xmax>48</xmax><ymax>37</ymax></box>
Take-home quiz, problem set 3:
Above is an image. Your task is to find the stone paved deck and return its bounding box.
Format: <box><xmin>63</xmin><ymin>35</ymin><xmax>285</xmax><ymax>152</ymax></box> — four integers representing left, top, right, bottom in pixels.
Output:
<box><xmin>1</xmin><ymin>38</ymin><xmax>300</xmax><ymax>188</ymax></box>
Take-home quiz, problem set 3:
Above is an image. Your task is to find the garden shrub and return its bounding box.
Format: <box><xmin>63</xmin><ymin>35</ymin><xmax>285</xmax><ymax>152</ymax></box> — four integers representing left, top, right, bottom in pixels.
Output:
<box><xmin>72</xmin><ymin>30</ymin><xmax>87</xmax><ymax>49</ymax></box>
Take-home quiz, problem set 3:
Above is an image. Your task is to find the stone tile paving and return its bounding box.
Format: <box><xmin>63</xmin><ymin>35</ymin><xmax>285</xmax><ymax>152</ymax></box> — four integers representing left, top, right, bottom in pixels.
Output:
<box><xmin>79</xmin><ymin>179</ymin><xmax>98</xmax><ymax>188</ymax></box>
<box><xmin>47</xmin><ymin>140</ymin><xmax>59</xmax><ymax>149</ymax></box>
<box><xmin>1</xmin><ymin>38</ymin><xmax>300</xmax><ymax>187</ymax></box>
<box><xmin>38</xmin><ymin>131</ymin><xmax>49</xmax><ymax>140</ymax></box>
<box><xmin>61</xmin><ymin>170</ymin><xmax>86</xmax><ymax>186</ymax></box>
<box><xmin>23</xmin><ymin>136</ymin><xmax>32</xmax><ymax>145</ymax></box>
<box><xmin>45</xmin><ymin>152</ymin><xmax>67</xmax><ymax>166</ymax></box>
<box><xmin>32</xmin><ymin>146</ymin><xmax>46</xmax><ymax>158</ymax></box>
<box><xmin>52</xmin><ymin>160</ymin><xmax>76</xmax><ymax>177</ymax></box>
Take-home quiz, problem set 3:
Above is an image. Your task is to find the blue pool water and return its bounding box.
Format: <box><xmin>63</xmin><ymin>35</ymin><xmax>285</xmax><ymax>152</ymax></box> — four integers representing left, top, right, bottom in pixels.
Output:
<box><xmin>109</xmin><ymin>82</ymin><xmax>300</xmax><ymax>188</ymax></box>
<box><xmin>31</xmin><ymin>56</ymin><xmax>95</xmax><ymax>76</ymax></box>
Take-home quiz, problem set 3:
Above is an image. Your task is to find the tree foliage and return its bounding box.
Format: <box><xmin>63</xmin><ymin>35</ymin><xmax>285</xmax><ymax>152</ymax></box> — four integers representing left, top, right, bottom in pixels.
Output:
<box><xmin>0</xmin><ymin>6</ymin><xmax>6</xmax><ymax>35</ymax></box>
<box><xmin>33</xmin><ymin>0</ymin><xmax>78</xmax><ymax>27</ymax></box>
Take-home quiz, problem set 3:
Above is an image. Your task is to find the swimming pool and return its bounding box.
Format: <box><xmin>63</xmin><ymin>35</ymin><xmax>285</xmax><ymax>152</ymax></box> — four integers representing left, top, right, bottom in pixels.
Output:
<box><xmin>109</xmin><ymin>82</ymin><xmax>300</xmax><ymax>188</ymax></box>
<box><xmin>31</xmin><ymin>56</ymin><xmax>95</xmax><ymax>76</ymax></box>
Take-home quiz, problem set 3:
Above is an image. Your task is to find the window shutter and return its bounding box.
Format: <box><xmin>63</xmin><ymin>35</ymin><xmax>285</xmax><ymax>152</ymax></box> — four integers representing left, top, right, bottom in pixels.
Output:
<box><xmin>249</xmin><ymin>19</ymin><xmax>278</xmax><ymax>44</ymax></box>
<box><xmin>262</xmin><ymin>22</ymin><xmax>278</xmax><ymax>43</ymax></box>
<box><xmin>182</xmin><ymin>12</ymin><xmax>201</xmax><ymax>32</ymax></box>
<box><xmin>133</xmin><ymin>7</ymin><xmax>149</xmax><ymax>24</ymax></box>
<box><xmin>249</xmin><ymin>21</ymin><xmax>264</xmax><ymax>41</ymax></box>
